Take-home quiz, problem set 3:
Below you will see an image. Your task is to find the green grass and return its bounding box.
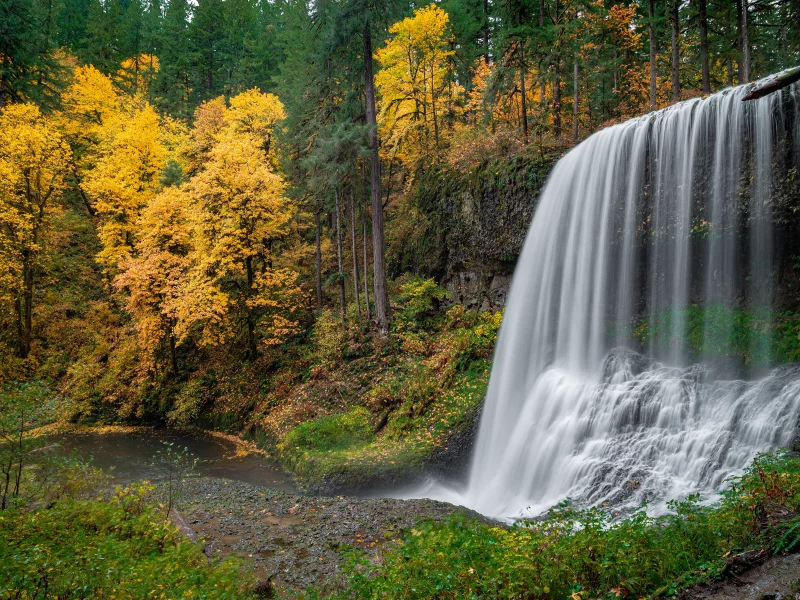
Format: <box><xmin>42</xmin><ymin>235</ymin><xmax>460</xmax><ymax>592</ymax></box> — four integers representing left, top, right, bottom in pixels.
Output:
<box><xmin>320</xmin><ymin>450</ymin><xmax>800</xmax><ymax>600</ymax></box>
<box><xmin>0</xmin><ymin>483</ymin><xmax>257</xmax><ymax>600</ymax></box>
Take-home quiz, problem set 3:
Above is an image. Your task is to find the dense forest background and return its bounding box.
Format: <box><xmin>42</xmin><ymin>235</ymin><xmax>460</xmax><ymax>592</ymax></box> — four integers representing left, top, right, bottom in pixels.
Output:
<box><xmin>1</xmin><ymin>0</ymin><xmax>800</xmax><ymax>430</ymax></box>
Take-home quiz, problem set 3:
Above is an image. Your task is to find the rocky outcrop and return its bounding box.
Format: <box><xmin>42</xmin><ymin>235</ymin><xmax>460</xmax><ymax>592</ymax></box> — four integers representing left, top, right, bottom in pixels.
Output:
<box><xmin>393</xmin><ymin>151</ymin><xmax>563</xmax><ymax>308</ymax></box>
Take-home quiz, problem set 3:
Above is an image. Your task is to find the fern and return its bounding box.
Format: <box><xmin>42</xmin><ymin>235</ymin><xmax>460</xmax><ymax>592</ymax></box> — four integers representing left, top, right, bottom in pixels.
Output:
<box><xmin>773</xmin><ymin>516</ymin><xmax>800</xmax><ymax>554</ymax></box>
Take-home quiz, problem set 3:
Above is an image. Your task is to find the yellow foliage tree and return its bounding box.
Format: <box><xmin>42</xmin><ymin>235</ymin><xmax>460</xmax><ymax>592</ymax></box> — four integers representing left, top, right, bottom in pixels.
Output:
<box><xmin>184</xmin><ymin>96</ymin><xmax>228</xmax><ymax>176</ymax></box>
<box><xmin>81</xmin><ymin>101</ymin><xmax>167</xmax><ymax>272</ymax></box>
<box><xmin>375</xmin><ymin>4</ymin><xmax>463</xmax><ymax>171</ymax></box>
<box><xmin>59</xmin><ymin>65</ymin><xmax>122</xmax><ymax>157</ymax></box>
<box><xmin>0</xmin><ymin>104</ymin><xmax>70</xmax><ymax>358</ymax></box>
<box><xmin>183</xmin><ymin>91</ymin><xmax>301</xmax><ymax>357</ymax></box>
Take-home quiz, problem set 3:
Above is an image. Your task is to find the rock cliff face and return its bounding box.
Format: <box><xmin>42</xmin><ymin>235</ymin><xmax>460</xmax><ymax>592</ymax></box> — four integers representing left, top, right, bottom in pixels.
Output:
<box><xmin>395</xmin><ymin>151</ymin><xmax>562</xmax><ymax>309</ymax></box>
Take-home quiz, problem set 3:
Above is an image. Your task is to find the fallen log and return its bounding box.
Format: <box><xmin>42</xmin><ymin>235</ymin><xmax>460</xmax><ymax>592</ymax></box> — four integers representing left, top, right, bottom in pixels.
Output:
<box><xmin>720</xmin><ymin>548</ymin><xmax>769</xmax><ymax>576</ymax></box>
<box><xmin>742</xmin><ymin>66</ymin><xmax>800</xmax><ymax>101</ymax></box>
<box><xmin>169</xmin><ymin>507</ymin><xmax>199</xmax><ymax>543</ymax></box>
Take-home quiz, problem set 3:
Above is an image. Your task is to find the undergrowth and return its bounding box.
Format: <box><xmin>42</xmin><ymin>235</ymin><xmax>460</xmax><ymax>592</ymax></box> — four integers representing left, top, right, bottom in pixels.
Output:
<box><xmin>634</xmin><ymin>304</ymin><xmax>800</xmax><ymax>367</ymax></box>
<box><xmin>315</xmin><ymin>450</ymin><xmax>800</xmax><ymax>600</ymax></box>
<box><xmin>274</xmin><ymin>278</ymin><xmax>500</xmax><ymax>487</ymax></box>
<box><xmin>0</xmin><ymin>482</ymin><xmax>258</xmax><ymax>599</ymax></box>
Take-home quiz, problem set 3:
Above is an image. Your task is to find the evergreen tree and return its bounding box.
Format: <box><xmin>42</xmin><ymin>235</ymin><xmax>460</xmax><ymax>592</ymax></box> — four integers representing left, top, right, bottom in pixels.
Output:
<box><xmin>188</xmin><ymin>0</ymin><xmax>224</xmax><ymax>101</ymax></box>
<box><xmin>152</xmin><ymin>0</ymin><xmax>190</xmax><ymax>116</ymax></box>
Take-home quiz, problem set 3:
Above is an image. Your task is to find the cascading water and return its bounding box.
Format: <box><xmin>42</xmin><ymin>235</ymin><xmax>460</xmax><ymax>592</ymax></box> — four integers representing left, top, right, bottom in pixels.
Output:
<box><xmin>416</xmin><ymin>79</ymin><xmax>800</xmax><ymax>520</ymax></box>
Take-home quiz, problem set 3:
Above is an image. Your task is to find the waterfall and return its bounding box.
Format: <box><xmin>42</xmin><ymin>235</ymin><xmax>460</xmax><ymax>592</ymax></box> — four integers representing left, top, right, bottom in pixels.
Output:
<box><xmin>420</xmin><ymin>81</ymin><xmax>800</xmax><ymax>520</ymax></box>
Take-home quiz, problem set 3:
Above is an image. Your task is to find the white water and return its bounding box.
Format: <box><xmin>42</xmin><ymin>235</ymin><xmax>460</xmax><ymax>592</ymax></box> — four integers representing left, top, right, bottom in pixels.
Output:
<box><xmin>413</xmin><ymin>81</ymin><xmax>800</xmax><ymax>520</ymax></box>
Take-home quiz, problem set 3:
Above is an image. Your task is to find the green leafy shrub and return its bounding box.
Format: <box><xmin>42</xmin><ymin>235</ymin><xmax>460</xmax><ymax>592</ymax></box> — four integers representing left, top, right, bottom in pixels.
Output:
<box><xmin>393</xmin><ymin>275</ymin><xmax>450</xmax><ymax>332</ymax></box>
<box><xmin>328</xmin><ymin>451</ymin><xmax>800</xmax><ymax>600</ymax></box>
<box><xmin>312</xmin><ymin>309</ymin><xmax>347</xmax><ymax>369</ymax></box>
<box><xmin>0</xmin><ymin>483</ymin><xmax>257</xmax><ymax>599</ymax></box>
<box><xmin>441</xmin><ymin>308</ymin><xmax>502</xmax><ymax>373</ymax></box>
<box><xmin>167</xmin><ymin>375</ymin><xmax>215</xmax><ymax>427</ymax></box>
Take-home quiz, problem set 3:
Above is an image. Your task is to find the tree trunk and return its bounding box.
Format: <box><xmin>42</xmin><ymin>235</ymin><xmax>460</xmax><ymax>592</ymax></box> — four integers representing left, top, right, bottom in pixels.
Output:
<box><xmin>482</xmin><ymin>0</ymin><xmax>490</xmax><ymax>58</ymax></box>
<box><xmin>315</xmin><ymin>204</ymin><xmax>322</xmax><ymax>307</ymax></box>
<box><xmin>726</xmin><ymin>4</ymin><xmax>735</xmax><ymax>87</ymax></box>
<box><xmin>554</xmin><ymin>65</ymin><xmax>562</xmax><ymax>137</ymax></box>
<box><xmin>649</xmin><ymin>0</ymin><xmax>658</xmax><ymax>110</ymax></box>
<box><xmin>736</xmin><ymin>0</ymin><xmax>745</xmax><ymax>83</ymax></box>
<box><xmin>16</xmin><ymin>250</ymin><xmax>33</xmax><ymax>359</ymax></box>
<box><xmin>520</xmin><ymin>45</ymin><xmax>529</xmax><ymax>141</ymax></box>
<box><xmin>245</xmin><ymin>256</ymin><xmax>257</xmax><ymax>359</ymax></box>
<box><xmin>553</xmin><ymin>0</ymin><xmax>562</xmax><ymax>137</ymax></box>
<box><xmin>335</xmin><ymin>189</ymin><xmax>347</xmax><ymax>329</ymax></box>
<box><xmin>572</xmin><ymin>60</ymin><xmax>579</xmax><ymax>141</ymax></box>
<box><xmin>362</xmin><ymin>195</ymin><xmax>371</xmax><ymax>321</ymax></box>
<box><xmin>168</xmin><ymin>323</ymin><xmax>178</xmax><ymax>377</ymax></box>
<box><xmin>741</xmin><ymin>0</ymin><xmax>750</xmax><ymax>83</ymax></box>
<box><xmin>671</xmin><ymin>0</ymin><xmax>681</xmax><ymax>101</ymax></box>
<box><xmin>698</xmin><ymin>0</ymin><xmax>711</xmax><ymax>93</ymax></box>
<box><xmin>363</xmin><ymin>20</ymin><xmax>390</xmax><ymax>336</ymax></box>
<box><xmin>539</xmin><ymin>0</ymin><xmax>546</xmax><ymax>104</ymax></box>
<box><xmin>742</xmin><ymin>66</ymin><xmax>800</xmax><ymax>100</ymax></box>
<box><xmin>349</xmin><ymin>189</ymin><xmax>361</xmax><ymax>321</ymax></box>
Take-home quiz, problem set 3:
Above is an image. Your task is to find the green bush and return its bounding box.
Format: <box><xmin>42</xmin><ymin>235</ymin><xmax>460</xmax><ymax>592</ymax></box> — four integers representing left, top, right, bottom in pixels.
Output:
<box><xmin>167</xmin><ymin>376</ymin><xmax>215</xmax><ymax>427</ymax></box>
<box><xmin>0</xmin><ymin>483</ymin><xmax>257</xmax><ymax>599</ymax></box>
<box><xmin>312</xmin><ymin>309</ymin><xmax>348</xmax><ymax>368</ymax></box>
<box><xmin>393</xmin><ymin>275</ymin><xmax>450</xmax><ymax>332</ymax></box>
<box><xmin>328</xmin><ymin>451</ymin><xmax>800</xmax><ymax>600</ymax></box>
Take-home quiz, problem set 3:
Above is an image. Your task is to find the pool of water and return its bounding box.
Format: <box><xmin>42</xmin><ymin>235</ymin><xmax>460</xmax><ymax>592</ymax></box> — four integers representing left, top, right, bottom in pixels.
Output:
<box><xmin>57</xmin><ymin>429</ymin><xmax>296</xmax><ymax>492</ymax></box>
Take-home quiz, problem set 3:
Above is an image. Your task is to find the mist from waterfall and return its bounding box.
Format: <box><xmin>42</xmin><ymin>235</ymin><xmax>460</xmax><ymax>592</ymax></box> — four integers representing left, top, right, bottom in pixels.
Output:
<box><xmin>413</xmin><ymin>81</ymin><xmax>800</xmax><ymax>520</ymax></box>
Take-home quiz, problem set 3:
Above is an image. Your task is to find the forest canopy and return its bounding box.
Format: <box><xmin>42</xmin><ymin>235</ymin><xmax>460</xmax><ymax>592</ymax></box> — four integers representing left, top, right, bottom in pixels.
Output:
<box><xmin>0</xmin><ymin>0</ymin><xmax>798</xmax><ymax>421</ymax></box>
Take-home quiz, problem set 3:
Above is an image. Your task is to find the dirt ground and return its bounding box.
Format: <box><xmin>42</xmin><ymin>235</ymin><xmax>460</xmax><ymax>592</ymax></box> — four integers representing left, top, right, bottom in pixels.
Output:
<box><xmin>681</xmin><ymin>553</ymin><xmax>800</xmax><ymax>600</ymax></box>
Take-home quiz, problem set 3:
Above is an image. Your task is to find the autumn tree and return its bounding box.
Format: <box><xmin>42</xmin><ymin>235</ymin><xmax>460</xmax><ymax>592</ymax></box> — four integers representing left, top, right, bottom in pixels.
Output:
<box><xmin>60</xmin><ymin>65</ymin><xmax>172</xmax><ymax>274</ymax></box>
<box><xmin>114</xmin><ymin>186</ymin><xmax>193</xmax><ymax>376</ymax></box>
<box><xmin>375</xmin><ymin>4</ymin><xmax>462</xmax><ymax>172</ymax></box>
<box><xmin>0</xmin><ymin>104</ymin><xmax>69</xmax><ymax>359</ymax></box>
<box><xmin>81</xmin><ymin>100</ymin><xmax>167</xmax><ymax>273</ymax></box>
<box><xmin>179</xmin><ymin>90</ymin><xmax>302</xmax><ymax>359</ymax></box>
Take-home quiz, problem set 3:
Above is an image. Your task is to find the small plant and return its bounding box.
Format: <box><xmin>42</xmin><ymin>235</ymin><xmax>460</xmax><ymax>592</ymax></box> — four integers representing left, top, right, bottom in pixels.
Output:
<box><xmin>312</xmin><ymin>309</ymin><xmax>348</xmax><ymax>368</ymax></box>
<box><xmin>393</xmin><ymin>274</ymin><xmax>450</xmax><ymax>332</ymax></box>
<box><xmin>151</xmin><ymin>441</ymin><xmax>198</xmax><ymax>515</ymax></box>
<box><xmin>0</xmin><ymin>382</ymin><xmax>59</xmax><ymax>510</ymax></box>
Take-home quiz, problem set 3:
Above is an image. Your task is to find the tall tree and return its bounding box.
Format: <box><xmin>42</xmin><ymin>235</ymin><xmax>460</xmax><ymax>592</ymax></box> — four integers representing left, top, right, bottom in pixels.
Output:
<box><xmin>189</xmin><ymin>0</ymin><xmax>224</xmax><ymax>101</ymax></box>
<box><xmin>697</xmin><ymin>0</ymin><xmax>710</xmax><ymax>92</ymax></box>
<box><xmin>0</xmin><ymin>0</ymin><xmax>51</xmax><ymax>106</ymax></box>
<box><xmin>363</xmin><ymin>15</ymin><xmax>390</xmax><ymax>336</ymax></box>
<box><xmin>0</xmin><ymin>104</ymin><xmax>69</xmax><ymax>358</ymax></box>
<box><xmin>648</xmin><ymin>0</ymin><xmax>657</xmax><ymax>110</ymax></box>
<box><xmin>671</xmin><ymin>0</ymin><xmax>680</xmax><ymax>101</ymax></box>
<box><xmin>740</xmin><ymin>0</ymin><xmax>749</xmax><ymax>83</ymax></box>
<box><xmin>153</xmin><ymin>0</ymin><xmax>191</xmax><ymax>116</ymax></box>
<box><xmin>84</xmin><ymin>0</ymin><xmax>124</xmax><ymax>74</ymax></box>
